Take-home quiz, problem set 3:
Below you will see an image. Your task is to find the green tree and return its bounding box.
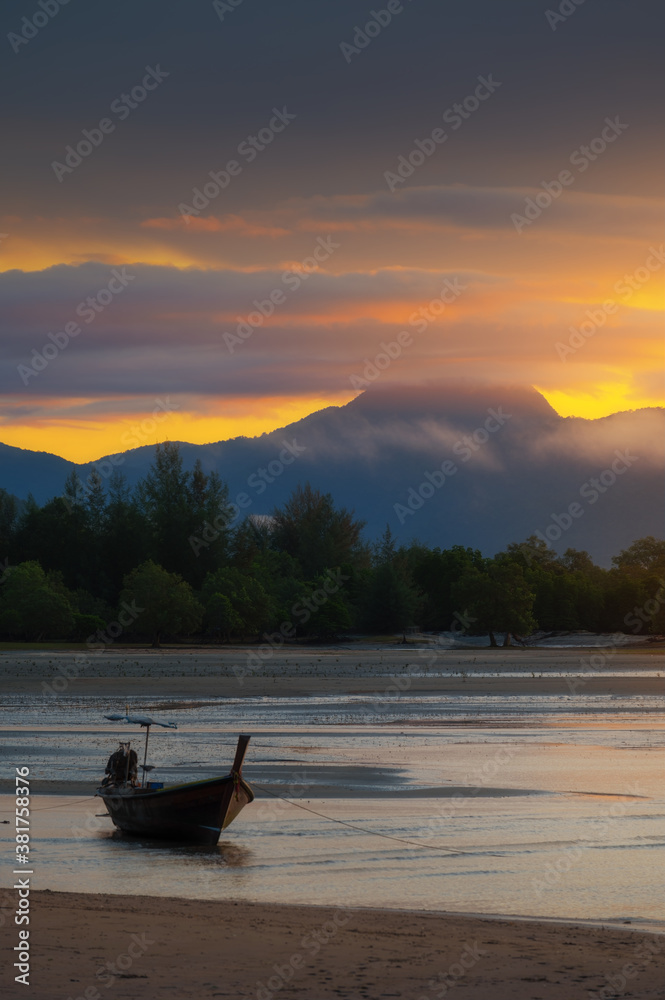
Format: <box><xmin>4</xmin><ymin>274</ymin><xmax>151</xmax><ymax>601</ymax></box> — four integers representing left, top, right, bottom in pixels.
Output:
<box><xmin>608</xmin><ymin>537</ymin><xmax>665</xmax><ymax>634</ymax></box>
<box><xmin>200</xmin><ymin>567</ymin><xmax>274</xmax><ymax>639</ymax></box>
<box><xmin>243</xmin><ymin>545</ymin><xmax>303</xmax><ymax>627</ymax></box>
<box><xmin>186</xmin><ymin>459</ymin><xmax>233</xmax><ymax>584</ymax></box>
<box><xmin>561</xmin><ymin>548</ymin><xmax>596</xmax><ymax>575</ymax></box>
<box><xmin>137</xmin><ymin>443</ymin><xmax>192</xmax><ymax>572</ymax></box>
<box><xmin>203</xmin><ymin>592</ymin><xmax>243</xmax><ymax>642</ymax></box>
<box><xmin>229</xmin><ymin>517</ymin><xmax>273</xmax><ymax>574</ymax></box>
<box><xmin>138</xmin><ymin>444</ymin><xmax>232</xmax><ymax>585</ymax></box>
<box><xmin>0</xmin><ymin>488</ymin><xmax>18</xmax><ymax>558</ymax></box>
<box><xmin>121</xmin><ymin>560</ymin><xmax>203</xmax><ymax>647</ymax></box>
<box><xmin>13</xmin><ymin>485</ymin><xmax>97</xmax><ymax>595</ymax></box>
<box><xmin>505</xmin><ymin>535</ymin><xmax>559</xmax><ymax>573</ymax></box>
<box><xmin>612</xmin><ymin>536</ymin><xmax>665</xmax><ymax>576</ymax></box>
<box><xmin>85</xmin><ymin>470</ymin><xmax>107</xmax><ymax>534</ymax></box>
<box><xmin>453</xmin><ymin>559</ymin><xmax>537</xmax><ymax>646</ymax></box>
<box><xmin>361</xmin><ymin>525</ymin><xmax>420</xmax><ymax>633</ymax></box>
<box><xmin>406</xmin><ymin>543</ymin><xmax>484</xmax><ymax>630</ymax></box>
<box><xmin>363</xmin><ymin>561</ymin><xmax>418</xmax><ymax>633</ymax></box>
<box><xmin>305</xmin><ymin>574</ymin><xmax>353</xmax><ymax>638</ymax></box>
<box><xmin>271</xmin><ymin>482</ymin><xmax>366</xmax><ymax>578</ymax></box>
<box><xmin>0</xmin><ymin>561</ymin><xmax>74</xmax><ymax>640</ymax></box>
<box><xmin>102</xmin><ymin>470</ymin><xmax>150</xmax><ymax>598</ymax></box>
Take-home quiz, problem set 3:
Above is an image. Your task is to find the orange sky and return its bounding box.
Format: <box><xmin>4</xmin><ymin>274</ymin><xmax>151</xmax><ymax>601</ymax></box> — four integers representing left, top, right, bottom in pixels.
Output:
<box><xmin>2</xmin><ymin>187</ymin><xmax>663</xmax><ymax>462</ymax></box>
<box><xmin>2</xmin><ymin>0</ymin><xmax>663</xmax><ymax>466</ymax></box>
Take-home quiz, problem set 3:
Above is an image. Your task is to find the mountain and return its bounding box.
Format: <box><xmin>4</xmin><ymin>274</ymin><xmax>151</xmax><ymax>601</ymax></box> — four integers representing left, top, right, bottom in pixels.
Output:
<box><xmin>1</xmin><ymin>384</ymin><xmax>663</xmax><ymax>565</ymax></box>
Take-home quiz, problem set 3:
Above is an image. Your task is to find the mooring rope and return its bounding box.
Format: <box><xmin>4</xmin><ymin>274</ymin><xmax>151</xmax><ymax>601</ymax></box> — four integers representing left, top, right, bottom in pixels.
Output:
<box><xmin>0</xmin><ymin>795</ymin><xmax>96</xmax><ymax>818</ymax></box>
<box><xmin>3</xmin><ymin>785</ymin><xmax>502</xmax><ymax>858</ymax></box>
<box><xmin>252</xmin><ymin>781</ymin><xmax>502</xmax><ymax>857</ymax></box>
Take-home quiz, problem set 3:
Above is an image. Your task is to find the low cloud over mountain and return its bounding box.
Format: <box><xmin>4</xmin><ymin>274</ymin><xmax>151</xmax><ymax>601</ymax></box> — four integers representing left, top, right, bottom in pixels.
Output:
<box><xmin>1</xmin><ymin>383</ymin><xmax>662</xmax><ymax>565</ymax></box>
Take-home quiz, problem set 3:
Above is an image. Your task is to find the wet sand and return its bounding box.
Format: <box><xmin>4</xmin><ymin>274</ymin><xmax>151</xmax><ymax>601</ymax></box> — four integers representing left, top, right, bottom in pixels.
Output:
<box><xmin>5</xmin><ymin>890</ymin><xmax>663</xmax><ymax>999</ymax></box>
<box><xmin>0</xmin><ymin>646</ymin><xmax>662</xmax><ymax>699</ymax></box>
<box><xmin>2</xmin><ymin>648</ymin><xmax>663</xmax><ymax>997</ymax></box>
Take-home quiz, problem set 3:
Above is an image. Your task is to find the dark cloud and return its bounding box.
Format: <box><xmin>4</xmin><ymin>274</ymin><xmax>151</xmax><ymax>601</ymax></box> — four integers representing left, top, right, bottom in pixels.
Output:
<box><xmin>0</xmin><ymin>259</ymin><xmax>499</xmax><ymax>352</ymax></box>
<box><xmin>299</xmin><ymin>186</ymin><xmax>660</xmax><ymax>239</ymax></box>
<box><xmin>1</xmin><ymin>0</ymin><xmax>661</xmax><ymax>449</ymax></box>
<box><xmin>1</xmin><ymin>0</ymin><xmax>662</xmax><ymax>220</ymax></box>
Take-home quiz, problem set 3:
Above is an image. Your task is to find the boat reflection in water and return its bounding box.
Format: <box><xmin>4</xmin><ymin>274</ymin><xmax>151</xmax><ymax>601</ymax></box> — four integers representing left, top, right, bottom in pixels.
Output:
<box><xmin>96</xmin><ymin>713</ymin><xmax>254</xmax><ymax>846</ymax></box>
<box><xmin>106</xmin><ymin>830</ymin><xmax>253</xmax><ymax>869</ymax></box>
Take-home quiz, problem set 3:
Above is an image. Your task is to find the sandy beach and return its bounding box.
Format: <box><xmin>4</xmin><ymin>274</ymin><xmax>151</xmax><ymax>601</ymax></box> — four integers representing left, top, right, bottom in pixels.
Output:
<box><xmin>1</xmin><ymin>890</ymin><xmax>661</xmax><ymax>999</ymax></box>
<box><xmin>2</xmin><ymin>646</ymin><xmax>663</xmax><ymax>997</ymax></box>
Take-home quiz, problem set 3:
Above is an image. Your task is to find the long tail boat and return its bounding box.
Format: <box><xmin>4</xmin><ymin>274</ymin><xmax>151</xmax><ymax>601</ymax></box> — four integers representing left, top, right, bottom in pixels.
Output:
<box><xmin>96</xmin><ymin>715</ymin><xmax>254</xmax><ymax>845</ymax></box>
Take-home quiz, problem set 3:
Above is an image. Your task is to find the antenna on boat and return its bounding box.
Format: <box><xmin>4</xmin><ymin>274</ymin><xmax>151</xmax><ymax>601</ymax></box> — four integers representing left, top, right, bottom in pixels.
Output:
<box><xmin>141</xmin><ymin>726</ymin><xmax>151</xmax><ymax>787</ymax></box>
<box><xmin>103</xmin><ymin>713</ymin><xmax>177</xmax><ymax>729</ymax></box>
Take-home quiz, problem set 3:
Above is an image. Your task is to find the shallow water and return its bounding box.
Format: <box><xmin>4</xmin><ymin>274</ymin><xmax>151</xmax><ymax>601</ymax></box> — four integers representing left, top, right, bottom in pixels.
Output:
<box><xmin>1</xmin><ymin>691</ymin><xmax>663</xmax><ymax>930</ymax></box>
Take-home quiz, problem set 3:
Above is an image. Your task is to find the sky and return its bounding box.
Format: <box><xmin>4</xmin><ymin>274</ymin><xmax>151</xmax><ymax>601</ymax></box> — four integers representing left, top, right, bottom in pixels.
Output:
<box><xmin>1</xmin><ymin>0</ymin><xmax>663</xmax><ymax>463</ymax></box>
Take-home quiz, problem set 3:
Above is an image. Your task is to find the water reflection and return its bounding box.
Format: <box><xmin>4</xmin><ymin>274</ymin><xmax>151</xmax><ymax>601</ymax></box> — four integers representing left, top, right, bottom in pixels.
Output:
<box><xmin>2</xmin><ymin>687</ymin><xmax>663</xmax><ymax>928</ymax></box>
<box><xmin>106</xmin><ymin>828</ymin><xmax>253</xmax><ymax>867</ymax></box>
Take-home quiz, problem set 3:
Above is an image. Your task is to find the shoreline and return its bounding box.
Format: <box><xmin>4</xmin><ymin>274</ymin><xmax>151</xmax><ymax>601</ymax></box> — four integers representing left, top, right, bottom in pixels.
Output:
<box><xmin>4</xmin><ymin>890</ymin><xmax>663</xmax><ymax>999</ymax></box>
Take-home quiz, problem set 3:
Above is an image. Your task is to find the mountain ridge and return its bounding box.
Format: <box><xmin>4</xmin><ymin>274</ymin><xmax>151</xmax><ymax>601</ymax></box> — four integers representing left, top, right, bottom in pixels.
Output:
<box><xmin>2</xmin><ymin>384</ymin><xmax>662</xmax><ymax>565</ymax></box>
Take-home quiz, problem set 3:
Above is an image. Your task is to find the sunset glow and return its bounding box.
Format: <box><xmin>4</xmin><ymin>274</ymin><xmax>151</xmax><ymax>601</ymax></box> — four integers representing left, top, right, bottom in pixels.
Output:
<box><xmin>1</xmin><ymin>3</ymin><xmax>662</xmax><ymax>464</ymax></box>
<box><xmin>0</xmin><ymin>394</ymin><xmax>356</xmax><ymax>464</ymax></box>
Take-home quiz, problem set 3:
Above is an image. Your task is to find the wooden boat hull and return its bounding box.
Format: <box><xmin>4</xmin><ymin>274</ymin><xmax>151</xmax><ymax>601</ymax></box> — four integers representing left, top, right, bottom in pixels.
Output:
<box><xmin>98</xmin><ymin>774</ymin><xmax>254</xmax><ymax>846</ymax></box>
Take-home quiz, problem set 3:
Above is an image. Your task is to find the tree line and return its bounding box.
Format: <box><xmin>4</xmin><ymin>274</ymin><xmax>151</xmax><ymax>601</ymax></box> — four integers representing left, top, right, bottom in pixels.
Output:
<box><xmin>0</xmin><ymin>442</ymin><xmax>662</xmax><ymax>646</ymax></box>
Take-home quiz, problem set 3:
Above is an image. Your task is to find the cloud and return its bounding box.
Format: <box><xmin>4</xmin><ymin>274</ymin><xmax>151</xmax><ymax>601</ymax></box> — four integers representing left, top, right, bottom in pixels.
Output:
<box><xmin>305</xmin><ymin>187</ymin><xmax>662</xmax><ymax>240</ymax></box>
<box><xmin>141</xmin><ymin>214</ymin><xmax>290</xmax><ymax>238</ymax></box>
<box><xmin>0</xmin><ymin>259</ymin><xmax>499</xmax><ymax>354</ymax></box>
<box><xmin>0</xmin><ymin>257</ymin><xmax>660</xmax><ymax>410</ymax></box>
<box><xmin>133</xmin><ymin>185</ymin><xmax>664</xmax><ymax>243</ymax></box>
